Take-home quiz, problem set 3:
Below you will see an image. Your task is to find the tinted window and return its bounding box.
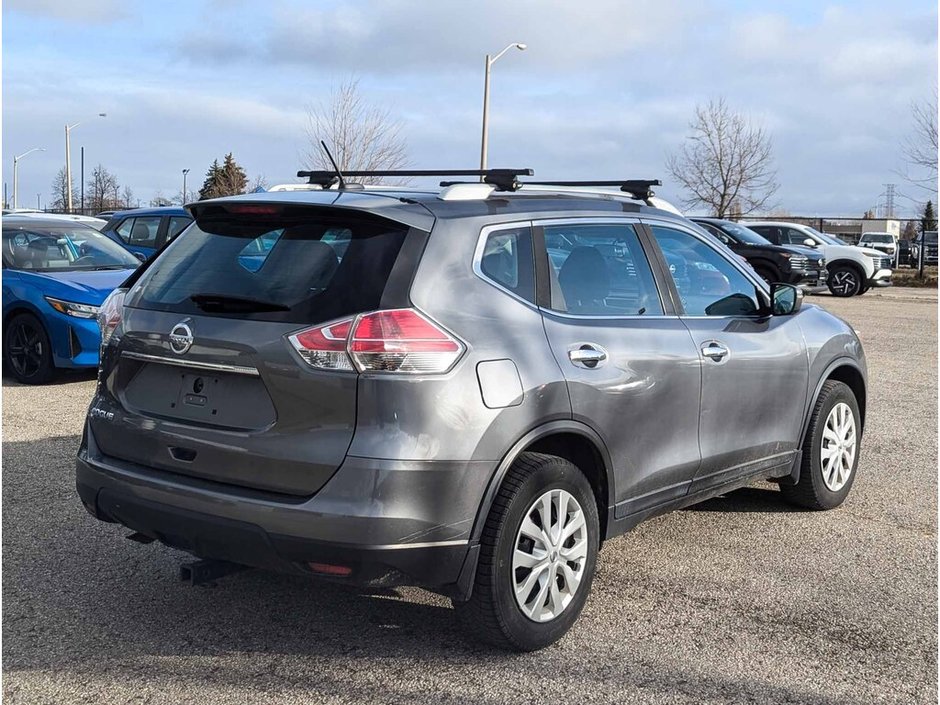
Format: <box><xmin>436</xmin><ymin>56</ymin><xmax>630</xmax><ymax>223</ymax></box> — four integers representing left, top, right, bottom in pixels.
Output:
<box><xmin>542</xmin><ymin>223</ymin><xmax>662</xmax><ymax>316</ymax></box>
<box><xmin>116</xmin><ymin>216</ymin><xmax>161</xmax><ymax>248</ymax></box>
<box><xmin>167</xmin><ymin>216</ymin><xmax>192</xmax><ymax>240</ymax></box>
<box><xmin>478</xmin><ymin>226</ymin><xmax>535</xmax><ymax>303</ymax></box>
<box><xmin>749</xmin><ymin>225</ymin><xmax>778</xmax><ymax>243</ymax></box>
<box><xmin>127</xmin><ymin>210</ymin><xmax>411</xmax><ymax>324</ymax></box>
<box><xmin>650</xmin><ymin>225</ymin><xmax>760</xmax><ymax>316</ymax></box>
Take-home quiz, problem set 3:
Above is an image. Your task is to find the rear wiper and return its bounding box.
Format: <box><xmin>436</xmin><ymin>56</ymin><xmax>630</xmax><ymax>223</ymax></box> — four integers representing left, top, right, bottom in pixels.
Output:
<box><xmin>190</xmin><ymin>293</ymin><xmax>290</xmax><ymax>312</ymax></box>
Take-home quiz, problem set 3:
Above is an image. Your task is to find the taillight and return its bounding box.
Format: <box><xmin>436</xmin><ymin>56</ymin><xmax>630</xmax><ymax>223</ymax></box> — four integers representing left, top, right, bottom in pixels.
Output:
<box><xmin>288</xmin><ymin>309</ymin><xmax>464</xmax><ymax>374</ymax></box>
<box><xmin>97</xmin><ymin>288</ymin><xmax>127</xmax><ymax>351</ymax></box>
<box><xmin>288</xmin><ymin>318</ymin><xmax>354</xmax><ymax>371</ymax></box>
<box><xmin>350</xmin><ymin>309</ymin><xmax>463</xmax><ymax>373</ymax></box>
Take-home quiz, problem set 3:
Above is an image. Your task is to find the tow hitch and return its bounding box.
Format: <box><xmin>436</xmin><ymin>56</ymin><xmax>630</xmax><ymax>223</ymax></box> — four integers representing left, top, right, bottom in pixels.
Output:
<box><xmin>179</xmin><ymin>559</ymin><xmax>249</xmax><ymax>586</ymax></box>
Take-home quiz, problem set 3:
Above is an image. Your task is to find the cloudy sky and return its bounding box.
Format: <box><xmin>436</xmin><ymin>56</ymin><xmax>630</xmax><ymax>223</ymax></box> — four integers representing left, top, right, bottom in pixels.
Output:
<box><xmin>3</xmin><ymin>0</ymin><xmax>937</xmax><ymax>215</ymax></box>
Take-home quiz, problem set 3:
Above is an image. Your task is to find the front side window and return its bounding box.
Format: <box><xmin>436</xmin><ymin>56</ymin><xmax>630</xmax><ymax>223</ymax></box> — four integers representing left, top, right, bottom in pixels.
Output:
<box><xmin>650</xmin><ymin>225</ymin><xmax>760</xmax><ymax>316</ymax></box>
<box><xmin>541</xmin><ymin>223</ymin><xmax>663</xmax><ymax>316</ymax></box>
<box><xmin>478</xmin><ymin>226</ymin><xmax>535</xmax><ymax>303</ymax></box>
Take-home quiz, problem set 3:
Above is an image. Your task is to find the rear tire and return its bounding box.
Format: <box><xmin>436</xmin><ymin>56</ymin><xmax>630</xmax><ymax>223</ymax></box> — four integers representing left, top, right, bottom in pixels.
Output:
<box><xmin>3</xmin><ymin>313</ymin><xmax>56</xmax><ymax>385</ymax></box>
<box><xmin>453</xmin><ymin>452</ymin><xmax>599</xmax><ymax>651</ymax></box>
<box><xmin>827</xmin><ymin>264</ymin><xmax>862</xmax><ymax>297</ymax></box>
<box><xmin>781</xmin><ymin>380</ymin><xmax>860</xmax><ymax>510</ymax></box>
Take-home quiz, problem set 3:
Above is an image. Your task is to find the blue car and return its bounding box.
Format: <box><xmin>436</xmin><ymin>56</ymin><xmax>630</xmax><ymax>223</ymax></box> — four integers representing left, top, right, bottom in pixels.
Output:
<box><xmin>2</xmin><ymin>217</ymin><xmax>140</xmax><ymax>384</ymax></box>
<box><xmin>99</xmin><ymin>206</ymin><xmax>193</xmax><ymax>259</ymax></box>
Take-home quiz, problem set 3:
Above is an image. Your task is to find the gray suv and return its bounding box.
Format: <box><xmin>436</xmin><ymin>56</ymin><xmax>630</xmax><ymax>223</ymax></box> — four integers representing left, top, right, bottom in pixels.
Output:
<box><xmin>77</xmin><ymin>171</ymin><xmax>867</xmax><ymax>651</ymax></box>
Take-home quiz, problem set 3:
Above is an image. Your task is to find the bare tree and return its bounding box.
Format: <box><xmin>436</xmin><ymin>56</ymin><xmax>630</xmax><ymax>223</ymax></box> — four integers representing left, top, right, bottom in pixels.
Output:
<box><xmin>901</xmin><ymin>89</ymin><xmax>938</xmax><ymax>195</ymax></box>
<box><xmin>86</xmin><ymin>164</ymin><xmax>120</xmax><ymax>213</ymax></box>
<box><xmin>121</xmin><ymin>185</ymin><xmax>135</xmax><ymax>209</ymax></box>
<box><xmin>666</xmin><ymin>98</ymin><xmax>779</xmax><ymax>218</ymax></box>
<box><xmin>303</xmin><ymin>78</ymin><xmax>409</xmax><ymax>184</ymax></box>
<box><xmin>50</xmin><ymin>167</ymin><xmax>78</xmax><ymax>211</ymax></box>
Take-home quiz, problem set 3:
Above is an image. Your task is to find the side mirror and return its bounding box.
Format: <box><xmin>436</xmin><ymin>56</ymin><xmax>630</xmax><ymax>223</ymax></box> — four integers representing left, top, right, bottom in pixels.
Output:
<box><xmin>134</xmin><ymin>252</ymin><xmax>146</xmax><ymax>262</ymax></box>
<box><xmin>771</xmin><ymin>283</ymin><xmax>803</xmax><ymax>315</ymax></box>
<box><xmin>803</xmin><ymin>238</ymin><xmax>817</xmax><ymax>248</ymax></box>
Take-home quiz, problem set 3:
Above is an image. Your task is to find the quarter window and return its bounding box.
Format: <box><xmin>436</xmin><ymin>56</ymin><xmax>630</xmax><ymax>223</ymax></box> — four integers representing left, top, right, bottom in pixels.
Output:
<box><xmin>167</xmin><ymin>216</ymin><xmax>192</xmax><ymax>241</ymax></box>
<box><xmin>650</xmin><ymin>225</ymin><xmax>760</xmax><ymax>316</ymax></box>
<box><xmin>541</xmin><ymin>223</ymin><xmax>663</xmax><ymax>316</ymax></box>
<box><xmin>478</xmin><ymin>226</ymin><xmax>535</xmax><ymax>303</ymax></box>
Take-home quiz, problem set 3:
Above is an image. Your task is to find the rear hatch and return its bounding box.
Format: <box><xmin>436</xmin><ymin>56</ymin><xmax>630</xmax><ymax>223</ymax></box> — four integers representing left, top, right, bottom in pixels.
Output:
<box><xmin>93</xmin><ymin>202</ymin><xmax>423</xmax><ymax>496</ymax></box>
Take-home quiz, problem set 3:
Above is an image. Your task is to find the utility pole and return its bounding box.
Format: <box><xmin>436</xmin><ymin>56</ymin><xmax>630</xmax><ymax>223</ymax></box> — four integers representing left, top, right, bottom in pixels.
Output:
<box><xmin>65</xmin><ymin>113</ymin><xmax>106</xmax><ymax>212</ymax></box>
<box><xmin>182</xmin><ymin>168</ymin><xmax>190</xmax><ymax>204</ymax></box>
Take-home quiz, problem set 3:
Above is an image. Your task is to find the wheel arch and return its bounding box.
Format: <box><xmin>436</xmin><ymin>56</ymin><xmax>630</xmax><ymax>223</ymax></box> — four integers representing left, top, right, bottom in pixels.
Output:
<box><xmin>3</xmin><ymin>302</ymin><xmax>46</xmax><ymax>333</ymax></box>
<box><xmin>469</xmin><ymin>420</ymin><xmax>615</xmax><ymax>545</ymax></box>
<box><xmin>788</xmin><ymin>358</ymin><xmax>867</xmax><ymax>484</ymax></box>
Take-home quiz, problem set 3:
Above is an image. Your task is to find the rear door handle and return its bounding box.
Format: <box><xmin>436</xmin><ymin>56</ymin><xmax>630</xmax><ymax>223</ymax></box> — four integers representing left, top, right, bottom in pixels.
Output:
<box><xmin>701</xmin><ymin>341</ymin><xmax>730</xmax><ymax>362</ymax></box>
<box><xmin>568</xmin><ymin>344</ymin><xmax>608</xmax><ymax>369</ymax></box>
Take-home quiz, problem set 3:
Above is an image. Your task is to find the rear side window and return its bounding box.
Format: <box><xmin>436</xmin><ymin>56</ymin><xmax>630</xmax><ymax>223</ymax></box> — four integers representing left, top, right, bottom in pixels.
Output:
<box><xmin>116</xmin><ymin>216</ymin><xmax>161</xmax><ymax>248</ymax></box>
<box><xmin>127</xmin><ymin>209</ymin><xmax>412</xmax><ymax>324</ymax></box>
<box><xmin>478</xmin><ymin>226</ymin><xmax>535</xmax><ymax>303</ymax></box>
<box><xmin>542</xmin><ymin>223</ymin><xmax>663</xmax><ymax>316</ymax></box>
<box><xmin>167</xmin><ymin>216</ymin><xmax>192</xmax><ymax>240</ymax></box>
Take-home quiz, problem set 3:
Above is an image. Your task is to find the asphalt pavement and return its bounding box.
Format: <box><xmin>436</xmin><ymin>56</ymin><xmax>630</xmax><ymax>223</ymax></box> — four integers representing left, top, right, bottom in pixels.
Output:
<box><xmin>2</xmin><ymin>292</ymin><xmax>937</xmax><ymax>704</ymax></box>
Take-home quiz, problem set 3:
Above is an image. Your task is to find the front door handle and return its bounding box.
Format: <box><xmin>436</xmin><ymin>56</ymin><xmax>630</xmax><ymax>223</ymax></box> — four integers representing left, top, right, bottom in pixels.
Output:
<box><xmin>701</xmin><ymin>341</ymin><xmax>730</xmax><ymax>362</ymax></box>
<box><xmin>568</xmin><ymin>344</ymin><xmax>608</xmax><ymax>369</ymax></box>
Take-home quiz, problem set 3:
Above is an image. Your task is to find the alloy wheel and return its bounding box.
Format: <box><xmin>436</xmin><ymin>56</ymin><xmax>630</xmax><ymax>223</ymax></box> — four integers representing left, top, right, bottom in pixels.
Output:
<box><xmin>820</xmin><ymin>402</ymin><xmax>856</xmax><ymax>492</ymax></box>
<box><xmin>512</xmin><ymin>488</ymin><xmax>588</xmax><ymax>622</ymax></box>
<box><xmin>830</xmin><ymin>270</ymin><xmax>859</xmax><ymax>296</ymax></box>
<box><xmin>7</xmin><ymin>321</ymin><xmax>44</xmax><ymax>380</ymax></box>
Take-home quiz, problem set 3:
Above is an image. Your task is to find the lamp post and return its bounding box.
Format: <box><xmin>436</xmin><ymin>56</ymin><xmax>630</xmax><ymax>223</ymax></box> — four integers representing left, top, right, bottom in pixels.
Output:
<box><xmin>13</xmin><ymin>147</ymin><xmax>45</xmax><ymax>209</ymax></box>
<box><xmin>182</xmin><ymin>168</ymin><xmax>190</xmax><ymax>204</ymax></box>
<box><xmin>479</xmin><ymin>42</ymin><xmax>527</xmax><ymax>174</ymax></box>
<box><xmin>65</xmin><ymin>113</ymin><xmax>106</xmax><ymax>212</ymax></box>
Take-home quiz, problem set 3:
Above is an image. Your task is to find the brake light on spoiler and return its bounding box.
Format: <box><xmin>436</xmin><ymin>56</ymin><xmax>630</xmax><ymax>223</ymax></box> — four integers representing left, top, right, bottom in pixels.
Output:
<box><xmin>288</xmin><ymin>309</ymin><xmax>464</xmax><ymax>374</ymax></box>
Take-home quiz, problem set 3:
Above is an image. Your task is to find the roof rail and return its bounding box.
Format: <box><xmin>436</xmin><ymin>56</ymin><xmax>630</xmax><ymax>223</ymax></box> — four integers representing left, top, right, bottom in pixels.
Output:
<box><xmin>523</xmin><ymin>179</ymin><xmax>662</xmax><ymax>201</ymax></box>
<box><xmin>296</xmin><ymin>168</ymin><xmax>534</xmax><ymax>192</ymax></box>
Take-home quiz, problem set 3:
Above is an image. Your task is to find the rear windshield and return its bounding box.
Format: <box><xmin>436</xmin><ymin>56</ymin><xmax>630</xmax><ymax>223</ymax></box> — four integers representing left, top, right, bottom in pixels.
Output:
<box><xmin>126</xmin><ymin>209</ymin><xmax>411</xmax><ymax>323</ymax></box>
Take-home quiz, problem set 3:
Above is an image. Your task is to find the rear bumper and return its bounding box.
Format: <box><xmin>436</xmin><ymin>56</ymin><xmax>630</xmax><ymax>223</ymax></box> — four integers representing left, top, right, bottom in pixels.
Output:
<box><xmin>76</xmin><ymin>423</ymin><xmax>489</xmax><ymax>595</ymax></box>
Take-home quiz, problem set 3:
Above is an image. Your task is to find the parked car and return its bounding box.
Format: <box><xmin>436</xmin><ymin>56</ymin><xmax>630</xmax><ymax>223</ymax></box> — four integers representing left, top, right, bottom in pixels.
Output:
<box><xmin>858</xmin><ymin>232</ymin><xmax>899</xmax><ymax>261</ymax></box>
<box><xmin>2</xmin><ymin>217</ymin><xmax>140</xmax><ymax>383</ymax></box>
<box><xmin>909</xmin><ymin>230</ymin><xmax>938</xmax><ymax>267</ymax></box>
<box><xmin>690</xmin><ymin>217</ymin><xmax>827</xmax><ymax>290</ymax></box>
<box><xmin>743</xmin><ymin>221</ymin><xmax>892</xmax><ymax>297</ymax></box>
<box><xmin>77</xmin><ymin>174</ymin><xmax>867</xmax><ymax>651</ymax></box>
<box><xmin>99</xmin><ymin>207</ymin><xmax>193</xmax><ymax>259</ymax></box>
<box><xmin>896</xmin><ymin>239</ymin><xmax>913</xmax><ymax>267</ymax></box>
<box><xmin>3</xmin><ymin>209</ymin><xmax>108</xmax><ymax>230</ymax></box>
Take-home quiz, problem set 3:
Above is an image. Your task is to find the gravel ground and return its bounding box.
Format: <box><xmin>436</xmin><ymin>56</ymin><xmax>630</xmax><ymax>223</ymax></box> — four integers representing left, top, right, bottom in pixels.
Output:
<box><xmin>3</xmin><ymin>293</ymin><xmax>937</xmax><ymax>704</ymax></box>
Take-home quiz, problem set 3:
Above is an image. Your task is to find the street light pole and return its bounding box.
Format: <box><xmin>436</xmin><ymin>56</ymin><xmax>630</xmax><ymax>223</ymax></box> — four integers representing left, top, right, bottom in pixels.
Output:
<box><xmin>479</xmin><ymin>42</ymin><xmax>527</xmax><ymax>175</ymax></box>
<box><xmin>182</xmin><ymin>168</ymin><xmax>190</xmax><ymax>204</ymax></box>
<box><xmin>13</xmin><ymin>147</ymin><xmax>45</xmax><ymax>209</ymax></box>
<box><xmin>65</xmin><ymin>113</ymin><xmax>106</xmax><ymax>213</ymax></box>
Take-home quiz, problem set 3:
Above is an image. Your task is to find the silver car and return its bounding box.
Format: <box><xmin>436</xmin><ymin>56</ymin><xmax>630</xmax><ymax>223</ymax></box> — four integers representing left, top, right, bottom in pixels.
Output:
<box><xmin>77</xmin><ymin>172</ymin><xmax>867</xmax><ymax>651</ymax></box>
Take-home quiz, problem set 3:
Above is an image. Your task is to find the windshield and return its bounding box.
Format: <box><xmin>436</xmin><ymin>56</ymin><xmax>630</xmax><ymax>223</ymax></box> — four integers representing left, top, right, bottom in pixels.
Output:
<box><xmin>2</xmin><ymin>224</ymin><xmax>139</xmax><ymax>271</ymax></box>
<box><xmin>808</xmin><ymin>228</ymin><xmax>847</xmax><ymax>246</ymax></box>
<box><xmin>861</xmin><ymin>234</ymin><xmax>893</xmax><ymax>243</ymax></box>
<box><xmin>718</xmin><ymin>222</ymin><xmax>771</xmax><ymax>246</ymax></box>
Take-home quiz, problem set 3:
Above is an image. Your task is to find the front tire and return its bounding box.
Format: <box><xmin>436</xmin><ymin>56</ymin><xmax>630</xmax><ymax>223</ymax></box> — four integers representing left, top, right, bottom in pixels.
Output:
<box><xmin>827</xmin><ymin>264</ymin><xmax>863</xmax><ymax>297</ymax></box>
<box><xmin>453</xmin><ymin>452</ymin><xmax>599</xmax><ymax>651</ymax></box>
<box><xmin>3</xmin><ymin>313</ymin><xmax>56</xmax><ymax>384</ymax></box>
<box><xmin>781</xmin><ymin>380</ymin><xmax>860</xmax><ymax>510</ymax></box>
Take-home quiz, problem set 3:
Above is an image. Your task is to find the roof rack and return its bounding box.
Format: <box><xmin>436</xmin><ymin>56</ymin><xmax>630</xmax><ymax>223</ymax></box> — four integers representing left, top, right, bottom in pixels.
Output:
<box><xmin>522</xmin><ymin>179</ymin><xmax>662</xmax><ymax>201</ymax></box>
<box><xmin>296</xmin><ymin>168</ymin><xmax>534</xmax><ymax>192</ymax></box>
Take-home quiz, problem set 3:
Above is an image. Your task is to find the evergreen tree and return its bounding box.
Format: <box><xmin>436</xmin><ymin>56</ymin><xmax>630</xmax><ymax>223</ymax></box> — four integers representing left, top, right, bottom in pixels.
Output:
<box><xmin>198</xmin><ymin>154</ymin><xmax>248</xmax><ymax>200</ymax></box>
<box><xmin>921</xmin><ymin>200</ymin><xmax>937</xmax><ymax>234</ymax></box>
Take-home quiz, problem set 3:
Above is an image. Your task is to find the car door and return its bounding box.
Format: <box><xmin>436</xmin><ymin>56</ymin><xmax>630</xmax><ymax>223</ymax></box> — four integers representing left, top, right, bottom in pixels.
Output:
<box><xmin>645</xmin><ymin>221</ymin><xmax>810</xmax><ymax>494</ymax></box>
<box><xmin>535</xmin><ymin>218</ymin><xmax>703</xmax><ymax>517</ymax></box>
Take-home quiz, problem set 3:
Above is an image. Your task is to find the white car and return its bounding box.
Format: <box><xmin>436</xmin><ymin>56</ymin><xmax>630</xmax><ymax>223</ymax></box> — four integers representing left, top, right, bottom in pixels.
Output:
<box><xmin>743</xmin><ymin>221</ymin><xmax>893</xmax><ymax>297</ymax></box>
<box><xmin>858</xmin><ymin>232</ymin><xmax>899</xmax><ymax>261</ymax></box>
